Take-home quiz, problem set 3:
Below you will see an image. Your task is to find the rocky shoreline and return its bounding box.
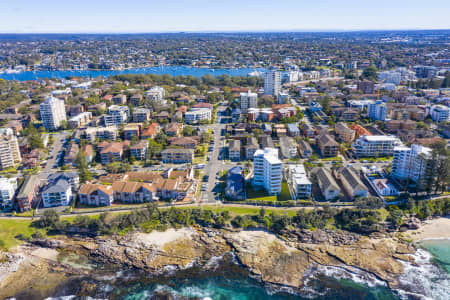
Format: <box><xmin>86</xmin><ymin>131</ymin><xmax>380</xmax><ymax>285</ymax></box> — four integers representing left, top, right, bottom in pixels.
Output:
<box><xmin>0</xmin><ymin>226</ymin><xmax>418</xmax><ymax>299</ymax></box>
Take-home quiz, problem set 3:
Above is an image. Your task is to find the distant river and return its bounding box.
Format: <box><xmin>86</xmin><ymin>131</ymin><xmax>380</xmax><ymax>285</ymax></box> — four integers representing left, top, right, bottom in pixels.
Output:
<box><xmin>0</xmin><ymin>66</ymin><xmax>266</xmax><ymax>81</ymax></box>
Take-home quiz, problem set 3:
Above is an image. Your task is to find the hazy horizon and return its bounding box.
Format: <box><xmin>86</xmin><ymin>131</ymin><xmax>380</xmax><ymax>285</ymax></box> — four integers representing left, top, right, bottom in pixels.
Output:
<box><xmin>1</xmin><ymin>0</ymin><xmax>449</xmax><ymax>33</ymax></box>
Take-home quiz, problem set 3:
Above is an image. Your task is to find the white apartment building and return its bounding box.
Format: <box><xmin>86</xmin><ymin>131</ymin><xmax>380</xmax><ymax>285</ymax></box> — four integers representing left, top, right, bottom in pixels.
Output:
<box><xmin>264</xmin><ymin>70</ymin><xmax>281</xmax><ymax>96</ymax></box>
<box><xmin>391</xmin><ymin>144</ymin><xmax>432</xmax><ymax>185</ymax></box>
<box><xmin>430</xmin><ymin>105</ymin><xmax>449</xmax><ymax>123</ymax></box>
<box><xmin>240</xmin><ymin>90</ymin><xmax>258</xmax><ymax>113</ymax></box>
<box><xmin>0</xmin><ymin>177</ymin><xmax>17</xmax><ymax>210</ymax></box>
<box><xmin>42</xmin><ymin>179</ymin><xmax>72</xmax><ymax>208</ymax></box>
<box><xmin>184</xmin><ymin>108</ymin><xmax>211</xmax><ymax>124</ymax></box>
<box><xmin>253</xmin><ymin>148</ymin><xmax>282</xmax><ymax>195</ymax></box>
<box><xmin>83</xmin><ymin>126</ymin><xmax>119</xmax><ymax>142</ymax></box>
<box><xmin>352</xmin><ymin>135</ymin><xmax>403</xmax><ymax>157</ymax></box>
<box><xmin>0</xmin><ymin>128</ymin><xmax>22</xmax><ymax>170</ymax></box>
<box><xmin>286</xmin><ymin>164</ymin><xmax>311</xmax><ymax>199</ymax></box>
<box><xmin>104</xmin><ymin>105</ymin><xmax>129</xmax><ymax>126</ymax></box>
<box><xmin>145</xmin><ymin>86</ymin><xmax>165</xmax><ymax>102</ymax></box>
<box><xmin>40</xmin><ymin>96</ymin><xmax>67</xmax><ymax>130</ymax></box>
<box><xmin>68</xmin><ymin>112</ymin><xmax>92</xmax><ymax>129</ymax></box>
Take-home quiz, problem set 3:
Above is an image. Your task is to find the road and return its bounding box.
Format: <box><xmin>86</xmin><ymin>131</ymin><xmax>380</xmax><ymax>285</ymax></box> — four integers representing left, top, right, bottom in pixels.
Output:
<box><xmin>41</xmin><ymin>132</ymin><xmax>71</xmax><ymax>179</ymax></box>
<box><xmin>200</xmin><ymin>105</ymin><xmax>229</xmax><ymax>204</ymax></box>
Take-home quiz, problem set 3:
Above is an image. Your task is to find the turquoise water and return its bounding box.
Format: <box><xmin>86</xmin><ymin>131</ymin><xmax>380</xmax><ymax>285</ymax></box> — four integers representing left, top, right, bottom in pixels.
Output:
<box><xmin>0</xmin><ymin>66</ymin><xmax>266</xmax><ymax>81</ymax></box>
<box><xmin>420</xmin><ymin>239</ymin><xmax>450</xmax><ymax>274</ymax></box>
<box><xmin>120</xmin><ymin>273</ymin><xmax>398</xmax><ymax>300</ymax></box>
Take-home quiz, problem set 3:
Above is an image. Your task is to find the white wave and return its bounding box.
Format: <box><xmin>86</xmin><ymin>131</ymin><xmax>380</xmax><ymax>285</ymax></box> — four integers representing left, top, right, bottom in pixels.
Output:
<box><xmin>317</xmin><ymin>264</ymin><xmax>387</xmax><ymax>287</ymax></box>
<box><xmin>179</xmin><ymin>286</ymin><xmax>213</xmax><ymax>298</ymax></box>
<box><xmin>204</xmin><ymin>255</ymin><xmax>224</xmax><ymax>270</ymax></box>
<box><xmin>153</xmin><ymin>284</ymin><xmax>213</xmax><ymax>299</ymax></box>
<box><xmin>396</xmin><ymin>248</ymin><xmax>450</xmax><ymax>300</ymax></box>
<box><xmin>45</xmin><ymin>297</ymin><xmax>106</xmax><ymax>300</ymax></box>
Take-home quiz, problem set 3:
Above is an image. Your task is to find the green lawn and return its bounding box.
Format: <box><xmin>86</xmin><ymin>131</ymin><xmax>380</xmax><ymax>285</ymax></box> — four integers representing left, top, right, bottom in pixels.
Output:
<box><xmin>0</xmin><ymin>219</ymin><xmax>44</xmax><ymax>250</ymax></box>
<box><xmin>278</xmin><ymin>182</ymin><xmax>292</xmax><ymax>201</ymax></box>
<box><xmin>199</xmin><ymin>205</ymin><xmax>298</xmax><ymax>217</ymax></box>
<box><xmin>246</xmin><ymin>183</ymin><xmax>277</xmax><ymax>202</ymax></box>
<box><xmin>321</xmin><ymin>156</ymin><xmax>342</xmax><ymax>162</ymax></box>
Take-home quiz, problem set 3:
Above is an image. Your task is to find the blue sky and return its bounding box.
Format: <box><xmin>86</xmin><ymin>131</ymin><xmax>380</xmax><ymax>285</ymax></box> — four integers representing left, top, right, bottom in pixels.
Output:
<box><xmin>1</xmin><ymin>0</ymin><xmax>449</xmax><ymax>33</ymax></box>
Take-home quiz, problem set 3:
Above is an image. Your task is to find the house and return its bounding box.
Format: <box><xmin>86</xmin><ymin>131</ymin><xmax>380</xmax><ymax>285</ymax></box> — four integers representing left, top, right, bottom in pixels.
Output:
<box><xmin>130</xmin><ymin>94</ymin><xmax>143</xmax><ymax>106</ymax></box>
<box><xmin>153</xmin><ymin>111</ymin><xmax>170</xmax><ymax>122</ymax></box>
<box><xmin>168</xmin><ymin>136</ymin><xmax>200</xmax><ymax>149</ymax></box>
<box><xmin>166</xmin><ymin>122</ymin><xmax>183</xmax><ymax>136</ymax></box>
<box><xmin>274</xmin><ymin>124</ymin><xmax>287</xmax><ymax>137</ymax></box>
<box><xmin>225</xmin><ymin>166</ymin><xmax>245</xmax><ymax>200</ymax></box>
<box><xmin>349</xmin><ymin>124</ymin><xmax>371</xmax><ymax>138</ymax></box>
<box><xmin>373</xmin><ymin>179</ymin><xmax>400</xmax><ymax>196</ymax></box>
<box><xmin>172</xmin><ymin>111</ymin><xmax>183</xmax><ymax>122</ymax></box>
<box><xmin>335</xmin><ymin>167</ymin><xmax>368</xmax><ymax>199</ymax></box>
<box><xmin>279</xmin><ymin>136</ymin><xmax>297</xmax><ymax>159</ymax></box>
<box><xmin>123</xmin><ymin>123</ymin><xmax>142</xmax><ymax>140</ymax></box>
<box><xmin>79</xmin><ymin>184</ymin><xmax>114</xmax><ymax>206</ymax></box>
<box><xmin>16</xmin><ymin>175</ymin><xmax>39</xmax><ymax>212</ymax></box>
<box><xmin>130</xmin><ymin>140</ymin><xmax>149</xmax><ymax>160</ymax></box>
<box><xmin>316</xmin><ymin>134</ymin><xmax>338</xmax><ymax>157</ymax></box>
<box><xmin>83</xmin><ymin>144</ymin><xmax>94</xmax><ymax>164</ymax></box>
<box><xmin>63</xmin><ymin>143</ymin><xmax>79</xmax><ymax>165</ymax></box>
<box><xmin>298</xmin><ymin>140</ymin><xmax>313</xmax><ymax>158</ymax></box>
<box><xmin>141</xmin><ymin>123</ymin><xmax>160</xmax><ymax>139</ymax></box>
<box><xmin>260</xmin><ymin>135</ymin><xmax>275</xmax><ymax>149</ymax></box>
<box><xmin>302</xmin><ymin>123</ymin><xmax>315</xmax><ymax>138</ymax></box>
<box><xmin>287</xmin><ymin>123</ymin><xmax>300</xmax><ymax>137</ymax></box>
<box><xmin>311</xmin><ymin>168</ymin><xmax>341</xmax><ymax>200</ymax></box>
<box><xmin>41</xmin><ymin>179</ymin><xmax>72</xmax><ymax>208</ymax></box>
<box><xmin>161</xmin><ymin>148</ymin><xmax>194</xmax><ymax>164</ymax></box>
<box><xmin>112</xmin><ymin>94</ymin><xmax>127</xmax><ymax>105</ymax></box>
<box><xmin>228</xmin><ymin>140</ymin><xmax>241</xmax><ymax>161</ymax></box>
<box><xmin>335</xmin><ymin>122</ymin><xmax>355</xmax><ymax>143</ymax></box>
<box><xmin>245</xmin><ymin>137</ymin><xmax>259</xmax><ymax>160</ymax></box>
<box><xmin>112</xmin><ymin>181</ymin><xmax>155</xmax><ymax>203</ymax></box>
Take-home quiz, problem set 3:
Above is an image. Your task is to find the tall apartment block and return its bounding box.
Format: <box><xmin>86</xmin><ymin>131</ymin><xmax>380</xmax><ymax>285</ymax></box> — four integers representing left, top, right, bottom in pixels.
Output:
<box><xmin>240</xmin><ymin>90</ymin><xmax>258</xmax><ymax>113</ymax></box>
<box><xmin>253</xmin><ymin>148</ymin><xmax>282</xmax><ymax>195</ymax></box>
<box><xmin>40</xmin><ymin>96</ymin><xmax>67</xmax><ymax>130</ymax></box>
<box><xmin>391</xmin><ymin>144</ymin><xmax>432</xmax><ymax>186</ymax></box>
<box><xmin>0</xmin><ymin>128</ymin><xmax>22</xmax><ymax>170</ymax></box>
<box><xmin>264</xmin><ymin>70</ymin><xmax>281</xmax><ymax>96</ymax></box>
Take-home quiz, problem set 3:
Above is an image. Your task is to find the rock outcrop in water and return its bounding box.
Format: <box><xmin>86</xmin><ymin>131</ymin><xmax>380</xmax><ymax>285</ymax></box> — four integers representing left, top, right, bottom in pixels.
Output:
<box><xmin>0</xmin><ymin>226</ymin><xmax>416</xmax><ymax>298</ymax></box>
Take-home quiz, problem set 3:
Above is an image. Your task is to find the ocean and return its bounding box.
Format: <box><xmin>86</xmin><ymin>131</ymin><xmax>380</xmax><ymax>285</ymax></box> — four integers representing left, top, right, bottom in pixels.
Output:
<box><xmin>0</xmin><ymin>66</ymin><xmax>266</xmax><ymax>81</ymax></box>
<box><xmin>44</xmin><ymin>240</ymin><xmax>450</xmax><ymax>300</ymax></box>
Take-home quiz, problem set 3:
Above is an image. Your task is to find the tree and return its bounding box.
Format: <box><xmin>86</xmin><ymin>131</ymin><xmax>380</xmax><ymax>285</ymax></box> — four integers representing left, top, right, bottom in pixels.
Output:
<box><xmin>182</xmin><ymin>126</ymin><xmax>196</xmax><ymax>136</ymax></box>
<box><xmin>362</xmin><ymin>66</ymin><xmax>378</xmax><ymax>82</ymax></box>
<box><xmin>147</xmin><ymin>139</ymin><xmax>163</xmax><ymax>159</ymax></box>
<box><xmin>35</xmin><ymin>209</ymin><xmax>60</xmax><ymax>228</ymax></box>
<box><xmin>355</xmin><ymin>197</ymin><xmax>384</xmax><ymax>209</ymax></box>
<box><xmin>75</xmin><ymin>152</ymin><xmax>92</xmax><ymax>183</ymax></box>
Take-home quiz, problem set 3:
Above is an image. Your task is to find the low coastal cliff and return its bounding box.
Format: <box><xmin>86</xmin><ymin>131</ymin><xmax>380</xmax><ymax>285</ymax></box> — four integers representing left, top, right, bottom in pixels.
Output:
<box><xmin>0</xmin><ymin>226</ymin><xmax>418</xmax><ymax>299</ymax></box>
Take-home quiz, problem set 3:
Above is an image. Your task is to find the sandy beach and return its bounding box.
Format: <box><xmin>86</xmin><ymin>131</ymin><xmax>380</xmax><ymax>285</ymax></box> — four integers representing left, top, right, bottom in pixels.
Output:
<box><xmin>406</xmin><ymin>217</ymin><xmax>450</xmax><ymax>241</ymax></box>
